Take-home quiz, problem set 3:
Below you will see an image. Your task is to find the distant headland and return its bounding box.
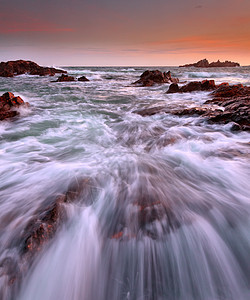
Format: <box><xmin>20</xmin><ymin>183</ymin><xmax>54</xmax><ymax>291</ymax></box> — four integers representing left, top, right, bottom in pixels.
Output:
<box><xmin>179</xmin><ymin>59</ymin><xmax>240</xmax><ymax>68</ymax></box>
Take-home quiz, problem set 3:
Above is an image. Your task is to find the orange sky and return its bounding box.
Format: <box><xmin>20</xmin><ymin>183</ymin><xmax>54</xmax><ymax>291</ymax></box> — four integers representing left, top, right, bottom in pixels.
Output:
<box><xmin>0</xmin><ymin>0</ymin><xmax>250</xmax><ymax>66</ymax></box>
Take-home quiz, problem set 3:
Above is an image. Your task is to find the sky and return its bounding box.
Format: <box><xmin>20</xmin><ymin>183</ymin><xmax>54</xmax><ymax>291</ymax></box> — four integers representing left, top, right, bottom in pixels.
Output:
<box><xmin>0</xmin><ymin>0</ymin><xmax>250</xmax><ymax>66</ymax></box>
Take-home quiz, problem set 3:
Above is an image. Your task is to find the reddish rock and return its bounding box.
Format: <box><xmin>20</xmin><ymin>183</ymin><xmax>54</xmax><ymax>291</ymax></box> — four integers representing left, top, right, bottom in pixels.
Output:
<box><xmin>0</xmin><ymin>60</ymin><xmax>66</xmax><ymax>77</ymax></box>
<box><xmin>0</xmin><ymin>92</ymin><xmax>29</xmax><ymax>121</ymax></box>
<box><xmin>78</xmin><ymin>76</ymin><xmax>89</xmax><ymax>82</ymax></box>
<box><xmin>132</xmin><ymin>70</ymin><xmax>179</xmax><ymax>87</ymax></box>
<box><xmin>180</xmin><ymin>59</ymin><xmax>240</xmax><ymax>68</ymax></box>
<box><xmin>56</xmin><ymin>74</ymin><xmax>75</xmax><ymax>82</ymax></box>
<box><xmin>21</xmin><ymin>177</ymin><xmax>95</xmax><ymax>256</ymax></box>
<box><xmin>166</xmin><ymin>80</ymin><xmax>216</xmax><ymax>94</ymax></box>
<box><xmin>211</xmin><ymin>84</ymin><xmax>248</xmax><ymax>98</ymax></box>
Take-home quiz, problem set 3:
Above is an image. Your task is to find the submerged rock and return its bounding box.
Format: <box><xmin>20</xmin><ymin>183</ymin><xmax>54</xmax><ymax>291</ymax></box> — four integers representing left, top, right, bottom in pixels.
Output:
<box><xmin>21</xmin><ymin>177</ymin><xmax>96</xmax><ymax>256</ymax></box>
<box><xmin>179</xmin><ymin>59</ymin><xmax>240</xmax><ymax>68</ymax></box>
<box><xmin>132</xmin><ymin>70</ymin><xmax>179</xmax><ymax>87</ymax></box>
<box><xmin>0</xmin><ymin>60</ymin><xmax>66</xmax><ymax>77</ymax></box>
<box><xmin>0</xmin><ymin>92</ymin><xmax>29</xmax><ymax>121</ymax></box>
<box><xmin>56</xmin><ymin>74</ymin><xmax>75</xmax><ymax>82</ymax></box>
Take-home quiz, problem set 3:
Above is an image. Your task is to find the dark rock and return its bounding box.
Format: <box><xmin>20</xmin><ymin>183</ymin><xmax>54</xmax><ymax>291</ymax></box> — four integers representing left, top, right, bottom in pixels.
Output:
<box><xmin>133</xmin><ymin>106</ymin><xmax>168</xmax><ymax>116</ymax></box>
<box><xmin>166</xmin><ymin>83</ymin><xmax>180</xmax><ymax>94</ymax></box>
<box><xmin>0</xmin><ymin>60</ymin><xmax>66</xmax><ymax>77</ymax></box>
<box><xmin>180</xmin><ymin>59</ymin><xmax>240</xmax><ymax>68</ymax></box>
<box><xmin>0</xmin><ymin>92</ymin><xmax>29</xmax><ymax>121</ymax></box>
<box><xmin>56</xmin><ymin>74</ymin><xmax>75</xmax><ymax>82</ymax></box>
<box><xmin>231</xmin><ymin>122</ymin><xmax>242</xmax><ymax>131</ymax></box>
<box><xmin>78</xmin><ymin>76</ymin><xmax>89</xmax><ymax>82</ymax></box>
<box><xmin>132</xmin><ymin>70</ymin><xmax>179</xmax><ymax>86</ymax></box>
<box><xmin>166</xmin><ymin>80</ymin><xmax>216</xmax><ymax>94</ymax></box>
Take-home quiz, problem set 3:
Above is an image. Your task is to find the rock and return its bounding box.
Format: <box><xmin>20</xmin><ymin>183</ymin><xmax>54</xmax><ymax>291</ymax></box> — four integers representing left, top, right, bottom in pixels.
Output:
<box><xmin>210</xmin><ymin>84</ymin><xmax>248</xmax><ymax>99</ymax></box>
<box><xmin>56</xmin><ymin>74</ymin><xmax>75</xmax><ymax>82</ymax></box>
<box><xmin>21</xmin><ymin>177</ymin><xmax>95</xmax><ymax>256</ymax></box>
<box><xmin>132</xmin><ymin>70</ymin><xmax>179</xmax><ymax>86</ymax></box>
<box><xmin>166</xmin><ymin>80</ymin><xmax>216</xmax><ymax>94</ymax></box>
<box><xmin>169</xmin><ymin>83</ymin><xmax>250</xmax><ymax>131</ymax></box>
<box><xmin>0</xmin><ymin>60</ymin><xmax>66</xmax><ymax>77</ymax></box>
<box><xmin>0</xmin><ymin>92</ymin><xmax>29</xmax><ymax>121</ymax></box>
<box><xmin>133</xmin><ymin>106</ymin><xmax>168</xmax><ymax>116</ymax></box>
<box><xmin>173</xmin><ymin>107</ymin><xmax>212</xmax><ymax>116</ymax></box>
<box><xmin>78</xmin><ymin>76</ymin><xmax>89</xmax><ymax>82</ymax></box>
<box><xmin>179</xmin><ymin>59</ymin><xmax>240</xmax><ymax>68</ymax></box>
<box><xmin>166</xmin><ymin>83</ymin><xmax>180</xmax><ymax>94</ymax></box>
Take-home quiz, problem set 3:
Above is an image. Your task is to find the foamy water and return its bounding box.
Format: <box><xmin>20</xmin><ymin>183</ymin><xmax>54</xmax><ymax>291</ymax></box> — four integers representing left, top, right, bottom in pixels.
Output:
<box><xmin>0</xmin><ymin>66</ymin><xmax>249</xmax><ymax>300</ymax></box>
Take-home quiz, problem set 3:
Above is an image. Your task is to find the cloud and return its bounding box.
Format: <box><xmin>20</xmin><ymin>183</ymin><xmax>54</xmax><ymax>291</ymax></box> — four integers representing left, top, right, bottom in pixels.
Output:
<box><xmin>0</xmin><ymin>12</ymin><xmax>73</xmax><ymax>34</ymax></box>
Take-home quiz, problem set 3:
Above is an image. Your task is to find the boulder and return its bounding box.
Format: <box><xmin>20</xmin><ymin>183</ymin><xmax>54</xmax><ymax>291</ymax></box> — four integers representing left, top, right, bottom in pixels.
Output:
<box><xmin>56</xmin><ymin>74</ymin><xmax>75</xmax><ymax>82</ymax></box>
<box><xmin>132</xmin><ymin>70</ymin><xmax>179</xmax><ymax>87</ymax></box>
<box><xmin>179</xmin><ymin>59</ymin><xmax>240</xmax><ymax>68</ymax></box>
<box><xmin>0</xmin><ymin>60</ymin><xmax>66</xmax><ymax>77</ymax></box>
<box><xmin>0</xmin><ymin>92</ymin><xmax>29</xmax><ymax>121</ymax></box>
<box><xmin>78</xmin><ymin>75</ymin><xmax>89</xmax><ymax>82</ymax></box>
<box><xmin>166</xmin><ymin>83</ymin><xmax>180</xmax><ymax>94</ymax></box>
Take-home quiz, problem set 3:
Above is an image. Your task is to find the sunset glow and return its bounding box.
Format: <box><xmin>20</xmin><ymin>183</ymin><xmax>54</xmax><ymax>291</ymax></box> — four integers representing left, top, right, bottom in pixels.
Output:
<box><xmin>1</xmin><ymin>0</ymin><xmax>250</xmax><ymax>66</ymax></box>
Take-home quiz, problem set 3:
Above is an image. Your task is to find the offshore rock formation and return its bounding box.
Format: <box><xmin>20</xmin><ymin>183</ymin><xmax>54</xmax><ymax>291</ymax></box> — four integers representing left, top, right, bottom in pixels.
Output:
<box><xmin>179</xmin><ymin>59</ymin><xmax>240</xmax><ymax>68</ymax></box>
<box><xmin>0</xmin><ymin>60</ymin><xmax>66</xmax><ymax>77</ymax></box>
<box><xmin>132</xmin><ymin>70</ymin><xmax>179</xmax><ymax>87</ymax></box>
<box><xmin>0</xmin><ymin>92</ymin><xmax>29</xmax><ymax>121</ymax></box>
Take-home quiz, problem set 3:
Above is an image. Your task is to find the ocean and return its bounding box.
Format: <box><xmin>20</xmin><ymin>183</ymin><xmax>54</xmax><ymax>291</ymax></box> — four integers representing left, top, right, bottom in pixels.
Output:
<box><xmin>0</xmin><ymin>66</ymin><xmax>250</xmax><ymax>299</ymax></box>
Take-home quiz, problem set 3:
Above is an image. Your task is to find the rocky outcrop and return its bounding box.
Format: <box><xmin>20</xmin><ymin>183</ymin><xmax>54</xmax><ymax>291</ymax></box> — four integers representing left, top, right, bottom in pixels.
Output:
<box><xmin>0</xmin><ymin>92</ymin><xmax>29</xmax><ymax>121</ymax></box>
<box><xmin>135</xmin><ymin>82</ymin><xmax>250</xmax><ymax>131</ymax></box>
<box><xmin>78</xmin><ymin>76</ymin><xmax>89</xmax><ymax>82</ymax></box>
<box><xmin>169</xmin><ymin>84</ymin><xmax>250</xmax><ymax>131</ymax></box>
<box><xmin>56</xmin><ymin>74</ymin><xmax>75</xmax><ymax>82</ymax></box>
<box><xmin>166</xmin><ymin>80</ymin><xmax>216</xmax><ymax>94</ymax></box>
<box><xmin>204</xmin><ymin>84</ymin><xmax>250</xmax><ymax>130</ymax></box>
<box><xmin>0</xmin><ymin>60</ymin><xmax>66</xmax><ymax>77</ymax></box>
<box><xmin>179</xmin><ymin>59</ymin><xmax>240</xmax><ymax>68</ymax></box>
<box><xmin>132</xmin><ymin>70</ymin><xmax>179</xmax><ymax>87</ymax></box>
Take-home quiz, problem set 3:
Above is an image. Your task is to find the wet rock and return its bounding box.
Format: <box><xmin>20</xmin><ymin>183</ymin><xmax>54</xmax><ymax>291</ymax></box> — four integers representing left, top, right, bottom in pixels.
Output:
<box><xmin>56</xmin><ymin>74</ymin><xmax>75</xmax><ymax>82</ymax></box>
<box><xmin>22</xmin><ymin>196</ymin><xmax>66</xmax><ymax>255</ymax></box>
<box><xmin>173</xmin><ymin>107</ymin><xmax>212</xmax><ymax>116</ymax></box>
<box><xmin>166</xmin><ymin>83</ymin><xmax>180</xmax><ymax>94</ymax></box>
<box><xmin>179</xmin><ymin>58</ymin><xmax>240</xmax><ymax>68</ymax></box>
<box><xmin>133</xmin><ymin>106</ymin><xmax>168</xmax><ymax>116</ymax></box>
<box><xmin>166</xmin><ymin>80</ymin><xmax>216</xmax><ymax>94</ymax></box>
<box><xmin>21</xmin><ymin>177</ymin><xmax>96</xmax><ymax>256</ymax></box>
<box><xmin>210</xmin><ymin>84</ymin><xmax>249</xmax><ymax>99</ymax></box>
<box><xmin>132</xmin><ymin>70</ymin><xmax>179</xmax><ymax>87</ymax></box>
<box><xmin>0</xmin><ymin>60</ymin><xmax>66</xmax><ymax>77</ymax></box>
<box><xmin>78</xmin><ymin>76</ymin><xmax>89</xmax><ymax>82</ymax></box>
<box><xmin>0</xmin><ymin>92</ymin><xmax>29</xmax><ymax>121</ymax></box>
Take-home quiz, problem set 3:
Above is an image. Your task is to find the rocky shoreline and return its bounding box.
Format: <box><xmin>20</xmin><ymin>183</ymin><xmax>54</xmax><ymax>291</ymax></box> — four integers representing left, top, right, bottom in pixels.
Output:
<box><xmin>134</xmin><ymin>73</ymin><xmax>250</xmax><ymax>131</ymax></box>
<box><xmin>0</xmin><ymin>60</ymin><xmax>66</xmax><ymax>77</ymax></box>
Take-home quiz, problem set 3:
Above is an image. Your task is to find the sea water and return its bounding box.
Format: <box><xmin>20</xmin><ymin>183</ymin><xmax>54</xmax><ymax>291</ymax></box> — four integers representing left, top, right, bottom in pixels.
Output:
<box><xmin>0</xmin><ymin>66</ymin><xmax>249</xmax><ymax>299</ymax></box>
